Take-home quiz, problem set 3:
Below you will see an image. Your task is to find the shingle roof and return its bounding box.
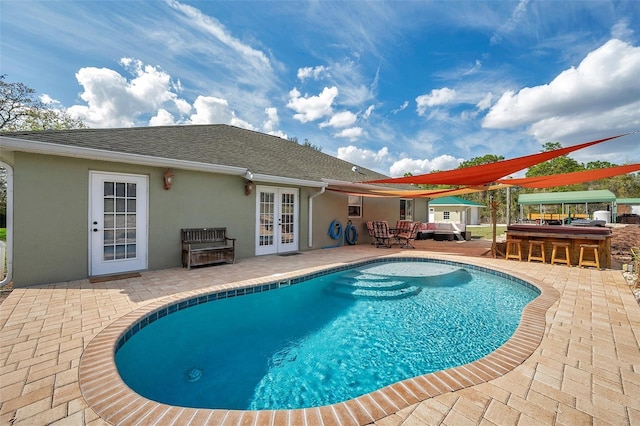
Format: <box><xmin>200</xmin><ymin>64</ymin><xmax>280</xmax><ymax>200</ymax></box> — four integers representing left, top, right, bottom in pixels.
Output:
<box><xmin>1</xmin><ymin>124</ymin><xmax>390</xmax><ymax>183</ymax></box>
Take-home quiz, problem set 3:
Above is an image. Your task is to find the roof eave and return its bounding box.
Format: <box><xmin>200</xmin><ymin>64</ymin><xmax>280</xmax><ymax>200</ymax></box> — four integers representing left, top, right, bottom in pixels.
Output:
<box><xmin>0</xmin><ymin>136</ymin><xmax>327</xmax><ymax>188</ymax></box>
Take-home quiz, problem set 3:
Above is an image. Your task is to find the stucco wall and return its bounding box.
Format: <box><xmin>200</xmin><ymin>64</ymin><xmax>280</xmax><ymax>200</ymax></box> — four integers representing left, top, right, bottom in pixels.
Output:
<box><xmin>7</xmin><ymin>153</ymin><xmax>280</xmax><ymax>286</ymax></box>
<box><xmin>5</xmin><ymin>152</ymin><xmax>404</xmax><ymax>287</ymax></box>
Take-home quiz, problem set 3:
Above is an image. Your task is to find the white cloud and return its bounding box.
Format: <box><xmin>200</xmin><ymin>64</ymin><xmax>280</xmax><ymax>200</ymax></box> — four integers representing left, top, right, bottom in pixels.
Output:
<box><xmin>416</xmin><ymin>88</ymin><xmax>457</xmax><ymax>115</ymax></box>
<box><xmin>482</xmin><ymin>39</ymin><xmax>640</xmax><ymax>138</ymax></box>
<box><xmin>66</xmin><ymin>58</ymin><xmax>191</xmax><ymax>128</ymax></box>
<box><xmin>262</xmin><ymin>107</ymin><xmax>279</xmax><ymax>133</ymax></box>
<box><xmin>188</xmin><ymin>95</ymin><xmax>255</xmax><ymax>130</ymax></box>
<box><xmin>67</xmin><ymin>67</ymin><xmax>138</xmax><ymax>127</ymax></box>
<box><xmin>490</xmin><ymin>0</ymin><xmax>529</xmax><ymax>45</ymax></box>
<box><xmin>165</xmin><ymin>0</ymin><xmax>272</xmax><ymax>73</ymax></box>
<box><xmin>337</xmin><ymin>145</ymin><xmax>390</xmax><ymax>172</ymax></box>
<box><xmin>149</xmin><ymin>109</ymin><xmax>175</xmax><ymax>126</ymax></box>
<box><xmin>319</xmin><ymin>111</ymin><xmax>358</xmax><ymax>128</ymax></box>
<box><xmin>334</xmin><ymin>127</ymin><xmax>364</xmax><ymax>141</ymax></box>
<box><xmin>261</xmin><ymin>107</ymin><xmax>287</xmax><ymax>138</ymax></box>
<box><xmin>611</xmin><ymin>18</ymin><xmax>634</xmax><ymax>42</ymax></box>
<box><xmin>188</xmin><ymin>96</ymin><xmax>233</xmax><ymax>124</ymax></box>
<box><xmin>476</xmin><ymin>93</ymin><xmax>493</xmax><ymax>111</ymax></box>
<box><xmin>297</xmin><ymin>65</ymin><xmax>330</xmax><ymax>81</ymax></box>
<box><xmin>389</xmin><ymin>155</ymin><xmax>463</xmax><ymax>177</ymax></box>
<box><xmin>287</xmin><ymin>86</ymin><xmax>338</xmax><ymax>123</ymax></box>
<box><xmin>363</xmin><ymin>105</ymin><xmax>375</xmax><ymax>119</ymax></box>
<box><xmin>391</xmin><ymin>101</ymin><xmax>409</xmax><ymax>114</ymax></box>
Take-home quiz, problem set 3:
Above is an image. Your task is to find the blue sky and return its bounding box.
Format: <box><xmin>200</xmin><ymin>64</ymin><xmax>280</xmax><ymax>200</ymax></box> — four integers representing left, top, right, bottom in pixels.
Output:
<box><xmin>2</xmin><ymin>0</ymin><xmax>639</xmax><ymax>177</ymax></box>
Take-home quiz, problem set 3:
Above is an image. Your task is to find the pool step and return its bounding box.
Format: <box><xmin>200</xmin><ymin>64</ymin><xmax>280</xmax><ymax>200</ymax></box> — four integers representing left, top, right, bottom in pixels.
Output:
<box><xmin>330</xmin><ymin>283</ymin><xmax>421</xmax><ymax>300</ymax></box>
<box><xmin>332</xmin><ymin>277</ymin><xmax>408</xmax><ymax>291</ymax></box>
<box><xmin>329</xmin><ymin>276</ymin><xmax>421</xmax><ymax>300</ymax></box>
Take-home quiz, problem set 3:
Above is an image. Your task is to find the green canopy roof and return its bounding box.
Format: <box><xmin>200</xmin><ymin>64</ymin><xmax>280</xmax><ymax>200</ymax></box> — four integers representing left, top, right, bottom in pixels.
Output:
<box><xmin>429</xmin><ymin>196</ymin><xmax>485</xmax><ymax>207</ymax></box>
<box><xmin>518</xmin><ymin>190</ymin><xmax>616</xmax><ymax>205</ymax></box>
<box><xmin>617</xmin><ymin>198</ymin><xmax>640</xmax><ymax>205</ymax></box>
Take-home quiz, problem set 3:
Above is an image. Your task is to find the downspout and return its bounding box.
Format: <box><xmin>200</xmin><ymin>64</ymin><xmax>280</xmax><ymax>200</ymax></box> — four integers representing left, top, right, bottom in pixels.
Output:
<box><xmin>0</xmin><ymin>163</ymin><xmax>13</xmax><ymax>286</ymax></box>
<box><xmin>308</xmin><ymin>186</ymin><xmax>326</xmax><ymax>248</ymax></box>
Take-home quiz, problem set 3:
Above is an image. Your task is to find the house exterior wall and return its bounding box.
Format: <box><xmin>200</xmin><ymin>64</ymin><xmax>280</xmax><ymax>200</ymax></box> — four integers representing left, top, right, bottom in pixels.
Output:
<box><xmin>6</xmin><ymin>153</ymin><xmax>284</xmax><ymax>287</ymax></box>
<box><xmin>4</xmin><ymin>152</ymin><xmax>405</xmax><ymax>287</ymax></box>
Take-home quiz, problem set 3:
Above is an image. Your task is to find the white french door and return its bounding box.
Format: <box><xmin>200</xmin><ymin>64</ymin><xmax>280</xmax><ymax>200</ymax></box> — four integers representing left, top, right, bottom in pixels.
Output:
<box><xmin>255</xmin><ymin>186</ymin><xmax>299</xmax><ymax>255</ymax></box>
<box><xmin>89</xmin><ymin>172</ymin><xmax>148</xmax><ymax>276</ymax></box>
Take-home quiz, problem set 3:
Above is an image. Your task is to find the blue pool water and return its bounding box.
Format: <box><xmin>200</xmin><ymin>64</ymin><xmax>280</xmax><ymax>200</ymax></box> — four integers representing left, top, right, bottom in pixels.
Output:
<box><xmin>115</xmin><ymin>260</ymin><xmax>538</xmax><ymax>410</ymax></box>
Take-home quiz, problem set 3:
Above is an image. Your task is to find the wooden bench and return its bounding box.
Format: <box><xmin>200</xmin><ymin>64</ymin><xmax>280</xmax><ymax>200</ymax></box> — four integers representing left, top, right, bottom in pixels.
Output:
<box><xmin>181</xmin><ymin>228</ymin><xmax>236</xmax><ymax>270</ymax></box>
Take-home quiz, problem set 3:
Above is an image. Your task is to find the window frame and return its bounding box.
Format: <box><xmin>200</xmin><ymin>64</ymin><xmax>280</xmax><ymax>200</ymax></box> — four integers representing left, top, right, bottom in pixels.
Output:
<box><xmin>400</xmin><ymin>199</ymin><xmax>414</xmax><ymax>221</ymax></box>
<box><xmin>348</xmin><ymin>195</ymin><xmax>363</xmax><ymax>218</ymax></box>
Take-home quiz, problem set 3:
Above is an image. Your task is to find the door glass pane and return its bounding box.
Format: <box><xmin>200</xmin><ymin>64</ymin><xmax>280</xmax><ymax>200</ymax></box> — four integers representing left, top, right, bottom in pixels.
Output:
<box><xmin>127</xmin><ymin>183</ymin><xmax>136</xmax><ymax>197</ymax></box>
<box><xmin>259</xmin><ymin>191</ymin><xmax>275</xmax><ymax>247</ymax></box>
<box><xmin>115</xmin><ymin>245</ymin><xmax>126</xmax><ymax>259</ymax></box>
<box><xmin>104</xmin><ymin>198</ymin><xmax>114</xmax><ymax>213</ymax></box>
<box><xmin>115</xmin><ymin>183</ymin><xmax>126</xmax><ymax>197</ymax></box>
<box><xmin>104</xmin><ymin>182</ymin><xmax>114</xmax><ymax>196</ymax></box>
<box><xmin>102</xmin><ymin>179</ymin><xmax>137</xmax><ymax>262</ymax></box>
<box><xmin>103</xmin><ymin>246</ymin><xmax>115</xmax><ymax>261</ymax></box>
<box><xmin>280</xmin><ymin>193</ymin><xmax>295</xmax><ymax>244</ymax></box>
<box><xmin>103</xmin><ymin>230</ymin><xmax>114</xmax><ymax>244</ymax></box>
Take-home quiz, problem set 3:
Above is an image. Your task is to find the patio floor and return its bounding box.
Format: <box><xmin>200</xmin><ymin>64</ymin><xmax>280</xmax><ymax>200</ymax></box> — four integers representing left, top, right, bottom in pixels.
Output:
<box><xmin>1</xmin><ymin>240</ymin><xmax>639</xmax><ymax>425</ymax></box>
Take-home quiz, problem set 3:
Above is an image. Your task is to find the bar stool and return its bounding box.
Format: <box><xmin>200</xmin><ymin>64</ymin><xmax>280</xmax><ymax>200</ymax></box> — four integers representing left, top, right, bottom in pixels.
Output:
<box><xmin>505</xmin><ymin>239</ymin><xmax>523</xmax><ymax>261</ymax></box>
<box><xmin>579</xmin><ymin>244</ymin><xmax>600</xmax><ymax>269</ymax></box>
<box><xmin>528</xmin><ymin>240</ymin><xmax>546</xmax><ymax>263</ymax></box>
<box><xmin>551</xmin><ymin>242</ymin><xmax>571</xmax><ymax>266</ymax></box>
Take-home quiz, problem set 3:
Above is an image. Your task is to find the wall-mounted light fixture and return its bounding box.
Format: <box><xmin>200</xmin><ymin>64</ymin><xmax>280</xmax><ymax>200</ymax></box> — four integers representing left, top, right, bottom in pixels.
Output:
<box><xmin>244</xmin><ymin>179</ymin><xmax>254</xmax><ymax>196</ymax></box>
<box><xmin>244</xmin><ymin>169</ymin><xmax>254</xmax><ymax>196</ymax></box>
<box><xmin>163</xmin><ymin>169</ymin><xmax>174</xmax><ymax>190</ymax></box>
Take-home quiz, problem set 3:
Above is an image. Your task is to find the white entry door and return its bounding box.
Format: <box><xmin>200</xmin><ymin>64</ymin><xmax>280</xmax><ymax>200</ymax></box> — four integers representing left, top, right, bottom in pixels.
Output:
<box><xmin>89</xmin><ymin>172</ymin><xmax>148</xmax><ymax>276</ymax></box>
<box><xmin>255</xmin><ymin>186</ymin><xmax>299</xmax><ymax>255</ymax></box>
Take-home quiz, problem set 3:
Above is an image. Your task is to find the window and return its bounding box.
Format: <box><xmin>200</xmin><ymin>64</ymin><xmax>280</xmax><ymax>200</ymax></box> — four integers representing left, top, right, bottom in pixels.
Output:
<box><xmin>400</xmin><ymin>199</ymin><xmax>413</xmax><ymax>221</ymax></box>
<box><xmin>443</xmin><ymin>211</ymin><xmax>450</xmax><ymax>220</ymax></box>
<box><xmin>348</xmin><ymin>195</ymin><xmax>362</xmax><ymax>218</ymax></box>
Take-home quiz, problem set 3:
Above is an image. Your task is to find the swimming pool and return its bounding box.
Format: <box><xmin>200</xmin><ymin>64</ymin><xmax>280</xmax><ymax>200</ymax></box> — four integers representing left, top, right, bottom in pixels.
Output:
<box><xmin>114</xmin><ymin>258</ymin><xmax>539</xmax><ymax>410</ymax></box>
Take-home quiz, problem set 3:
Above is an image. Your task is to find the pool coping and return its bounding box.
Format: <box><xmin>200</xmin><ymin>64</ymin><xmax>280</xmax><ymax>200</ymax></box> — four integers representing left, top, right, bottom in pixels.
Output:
<box><xmin>78</xmin><ymin>253</ymin><xmax>560</xmax><ymax>426</ymax></box>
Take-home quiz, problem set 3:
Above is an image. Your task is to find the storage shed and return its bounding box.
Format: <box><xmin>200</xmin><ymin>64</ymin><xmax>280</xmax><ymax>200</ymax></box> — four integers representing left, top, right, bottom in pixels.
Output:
<box><xmin>428</xmin><ymin>196</ymin><xmax>485</xmax><ymax>225</ymax></box>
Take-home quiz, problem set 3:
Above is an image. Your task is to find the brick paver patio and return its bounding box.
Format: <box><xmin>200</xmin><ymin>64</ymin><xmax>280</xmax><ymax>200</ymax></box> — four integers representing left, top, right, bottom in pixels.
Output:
<box><xmin>1</xmin><ymin>243</ymin><xmax>638</xmax><ymax>425</ymax></box>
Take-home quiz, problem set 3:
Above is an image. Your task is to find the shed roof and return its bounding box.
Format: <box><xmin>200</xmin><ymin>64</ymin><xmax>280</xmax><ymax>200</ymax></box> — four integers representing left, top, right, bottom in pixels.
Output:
<box><xmin>428</xmin><ymin>196</ymin><xmax>485</xmax><ymax>207</ymax></box>
<box><xmin>518</xmin><ymin>190</ymin><xmax>616</xmax><ymax>205</ymax></box>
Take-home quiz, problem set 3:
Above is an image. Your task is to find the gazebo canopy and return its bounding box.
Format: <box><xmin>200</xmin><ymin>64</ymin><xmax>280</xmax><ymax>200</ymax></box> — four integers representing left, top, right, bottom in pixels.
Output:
<box><xmin>518</xmin><ymin>190</ymin><xmax>616</xmax><ymax>205</ymax></box>
<box><xmin>429</xmin><ymin>196</ymin><xmax>485</xmax><ymax>207</ymax></box>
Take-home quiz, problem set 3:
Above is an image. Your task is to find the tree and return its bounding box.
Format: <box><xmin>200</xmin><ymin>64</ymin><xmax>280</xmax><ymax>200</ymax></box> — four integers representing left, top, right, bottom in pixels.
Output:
<box><xmin>0</xmin><ymin>75</ymin><xmax>86</xmax><ymax>131</ymax></box>
<box><xmin>525</xmin><ymin>142</ymin><xmax>583</xmax><ymax>178</ymax></box>
<box><xmin>457</xmin><ymin>154</ymin><xmax>504</xmax><ymax>168</ymax></box>
<box><xmin>288</xmin><ymin>136</ymin><xmax>322</xmax><ymax>152</ymax></box>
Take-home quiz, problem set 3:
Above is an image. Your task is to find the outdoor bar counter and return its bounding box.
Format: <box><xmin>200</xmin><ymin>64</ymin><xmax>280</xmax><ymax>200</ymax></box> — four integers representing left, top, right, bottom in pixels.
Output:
<box><xmin>506</xmin><ymin>224</ymin><xmax>612</xmax><ymax>268</ymax></box>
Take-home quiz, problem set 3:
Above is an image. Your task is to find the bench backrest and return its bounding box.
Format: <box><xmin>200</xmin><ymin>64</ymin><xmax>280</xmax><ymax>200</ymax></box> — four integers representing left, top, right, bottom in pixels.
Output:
<box><xmin>181</xmin><ymin>228</ymin><xmax>228</xmax><ymax>243</ymax></box>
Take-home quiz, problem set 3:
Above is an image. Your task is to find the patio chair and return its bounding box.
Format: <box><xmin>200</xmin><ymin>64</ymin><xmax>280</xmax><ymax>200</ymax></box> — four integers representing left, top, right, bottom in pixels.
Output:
<box><xmin>365</xmin><ymin>221</ymin><xmax>375</xmax><ymax>244</ymax></box>
<box><xmin>393</xmin><ymin>220</ymin><xmax>412</xmax><ymax>235</ymax></box>
<box><xmin>373</xmin><ymin>221</ymin><xmax>393</xmax><ymax>248</ymax></box>
<box><xmin>396</xmin><ymin>221</ymin><xmax>422</xmax><ymax>249</ymax></box>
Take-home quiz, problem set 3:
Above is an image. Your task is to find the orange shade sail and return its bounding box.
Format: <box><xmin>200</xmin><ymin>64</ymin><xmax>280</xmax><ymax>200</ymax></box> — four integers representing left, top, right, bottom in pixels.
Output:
<box><xmin>496</xmin><ymin>163</ymin><xmax>640</xmax><ymax>188</ymax></box>
<box><xmin>364</xmin><ymin>134</ymin><xmax>629</xmax><ymax>186</ymax></box>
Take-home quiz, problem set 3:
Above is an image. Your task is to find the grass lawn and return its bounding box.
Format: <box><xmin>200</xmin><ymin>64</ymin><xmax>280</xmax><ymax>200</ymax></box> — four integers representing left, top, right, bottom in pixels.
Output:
<box><xmin>469</xmin><ymin>224</ymin><xmax>507</xmax><ymax>240</ymax></box>
<box><xmin>0</xmin><ymin>228</ymin><xmax>5</xmax><ymax>241</ymax></box>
